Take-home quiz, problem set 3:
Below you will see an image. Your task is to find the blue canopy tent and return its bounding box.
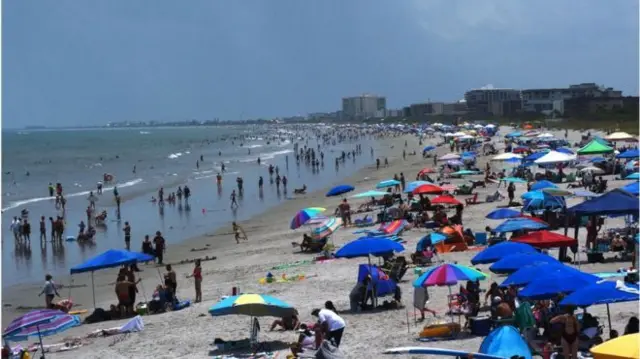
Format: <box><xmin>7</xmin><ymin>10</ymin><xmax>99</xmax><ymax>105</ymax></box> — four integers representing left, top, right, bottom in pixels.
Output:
<box><xmin>617</xmin><ymin>149</ymin><xmax>640</xmax><ymax>159</ymax></box>
<box><xmin>518</xmin><ymin>271</ymin><xmax>599</xmax><ymax>300</ymax></box>
<box><xmin>621</xmin><ymin>181</ymin><xmax>639</xmax><ymax>196</ymax></box>
<box><xmin>471</xmin><ymin>242</ymin><xmax>537</xmax><ymax>265</ymax></box>
<box><xmin>556</xmin><ymin>148</ymin><xmax>574</xmax><ymax>155</ymax></box>
<box><xmin>523</xmin><ymin>151</ymin><xmax>548</xmax><ymax>162</ymax></box>
<box><xmin>489</xmin><ymin>252</ymin><xmax>559</xmax><ymax>274</ymax></box>
<box><xmin>70</xmin><ymin>249</ymin><xmax>154</xmax><ymax>308</ymax></box>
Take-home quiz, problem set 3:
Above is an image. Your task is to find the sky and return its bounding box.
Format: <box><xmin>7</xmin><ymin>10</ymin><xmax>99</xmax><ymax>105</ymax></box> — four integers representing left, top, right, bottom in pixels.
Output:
<box><xmin>3</xmin><ymin>0</ymin><xmax>639</xmax><ymax>127</ymax></box>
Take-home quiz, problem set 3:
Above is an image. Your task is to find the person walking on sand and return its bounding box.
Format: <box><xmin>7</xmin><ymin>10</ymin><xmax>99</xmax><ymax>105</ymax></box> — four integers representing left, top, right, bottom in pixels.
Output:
<box><xmin>311</xmin><ymin>306</ymin><xmax>346</xmax><ymax>347</ymax></box>
<box><xmin>38</xmin><ymin>274</ymin><xmax>60</xmax><ymax>309</ymax></box>
<box><xmin>187</xmin><ymin>259</ymin><xmax>203</xmax><ymax>303</ymax></box>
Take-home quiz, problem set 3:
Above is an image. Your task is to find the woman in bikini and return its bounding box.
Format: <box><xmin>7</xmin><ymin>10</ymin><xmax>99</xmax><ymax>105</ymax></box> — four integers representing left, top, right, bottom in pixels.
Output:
<box><xmin>551</xmin><ymin>306</ymin><xmax>580</xmax><ymax>359</ymax></box>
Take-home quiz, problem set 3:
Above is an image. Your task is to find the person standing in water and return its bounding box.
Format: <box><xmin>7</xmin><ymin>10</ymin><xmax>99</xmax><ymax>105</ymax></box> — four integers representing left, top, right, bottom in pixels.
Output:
<box><xmin>258</xmin><ymin>176</ymin><xmax>264</xmax><ymax>190</ymax></box>
<box><xmin>123</xmin><ymin>221</ymin><xmax>131</xmax><ymax>250</ymax></box>
<box><xmin>40</xmin><ymin>216</ymin><xmax>47</xmax><ymax>242</ymax></box>
<box><xmin>230</xmin><ymin>190</ymin><xmax>239</xmax><ymax>208</ymax></box>
<box><xmin>183</xmin><ymin>185</ymin><xmax>191</xmax><ymax>202</ymax></box>
<box><xmin>153</xmin><ymin>231</ymin><xmax>165</xmax><ymax>264</ymax></box>
<box><xmin>282</xmin><ymin>176</ymin><xmax>288</xmax><ymax>191</ymax></box>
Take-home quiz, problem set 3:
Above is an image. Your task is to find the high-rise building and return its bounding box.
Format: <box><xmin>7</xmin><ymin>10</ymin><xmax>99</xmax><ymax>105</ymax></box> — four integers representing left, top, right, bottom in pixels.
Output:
<box><xmin>341</xmin><ymin>94</ymin><xmax>386</xmax><ymax>120</ymax></box>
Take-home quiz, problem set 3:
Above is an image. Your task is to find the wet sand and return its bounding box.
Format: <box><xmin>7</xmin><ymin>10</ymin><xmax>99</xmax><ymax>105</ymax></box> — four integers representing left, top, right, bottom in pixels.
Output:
<box><xmin>2</xmin><ymin>127</ymin><xmax>637</xmax><ymax>359</ymax></box>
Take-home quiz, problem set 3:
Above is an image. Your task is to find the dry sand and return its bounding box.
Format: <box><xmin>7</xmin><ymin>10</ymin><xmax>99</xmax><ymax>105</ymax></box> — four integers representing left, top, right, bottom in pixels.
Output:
<box><xmin>3</xmin><ymin>127</ymin><xmax>638</xmax><ymax>359</ymax></box>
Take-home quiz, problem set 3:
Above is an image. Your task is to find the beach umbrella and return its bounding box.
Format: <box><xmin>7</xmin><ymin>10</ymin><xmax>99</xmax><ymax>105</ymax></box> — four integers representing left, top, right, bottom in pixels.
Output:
<box><xmin>3</xmin><ymin>312</ymin><xmax>80</xmax><ymax>341</ymax></box>
<box><xmin>500</xmin><ymin>262</ymin><xmax>568</xmax><ymax>287</ymax></box>
<box><xmin>326</xmin><ymin>184</ymin><xmax>354</xmax><ymax>197</ymax></box>
<box><xmin>209</xmin><ymin>294</ymin><xmax>295</xmax><ymax>318</ymax></box>
<box><xmin>335</xmin><ymin>237</ymin><xmax>404</xmax><ymax>259</ymax></box>
<box><xmin>412</xmin><ymin>184</ymin><xmax>443</xmax><ymax>195</ymax></box>
<box><xmin>311</xmin><ymin>217</ymin><xmax>343</xmax><ymax>240</ymax></box>
<box><xmin>625</xmin><ymin>173</ymin><xmax>640</xmax><ymax>180</ymax></box>
<box><xmin>494</xmin><ymin>217</ymin><xmax>549</xmax><ymax>233</ymax></box>
<box><xmin>451</xmin><ymin>170</ymin><xmax>479</xmax><ymax>176</ymax></box>
<box><xmin>471</xmin><ymin>242</ymin><xmax>537</xmax><ymax>265</ymax></box>
<box><xmin>572</xmin><ymin>190</ymin><xmax>601</xmax><ymax>197</ymax></box>
<box><xmin>580</xmin><ymin>166</ymin><xmax>605</xmax><ymax>175</ymax></box>
<box><xmin>530</xmin><ymin>180</ymin><xmax>557</xmax><ymax>191</ymax></box>
<box><xmin>413</xmin><ymin>263</ymin><xmax>488</xmax><ymax>287</ymax></box>
<box><xmin>590</xmin><ymin>156</ymin><xmax>607</xmax><ymax>163</ymax></box>
<box><xmin>290</xmin><ymin>207</ymin><xmax>326</xmax><ymax>230</ymax></box>
<box><xmin>438</xmin><ymin>153</ymin><xmax>461</xmax><ymax>161</ymax></box>
<box><xmin>485</xmin><ymin>208</ymin><xmax>522</xmax><ymax>220</ymax></box>
<box><xmin>500</xmin><ymin>177</ymin><xmax>527</xmax><ymax>184</ymax></box>
<box><xmin>590</xmin><ymin>333</ymin><xmax>639</xmax><ymax>359</ymax></box>
<box><xmin>511</xmin><ymin>230</ymin><xmax>577</xmax><ymax>249</ymax></box>
<box><xmin>541</xmin><ymin>188</ymin><xmax>574</xmax><ymax>197</ymax></box>
<box><xmin>523</xmin><ymin>151</ymin><xmax>548</xmax><ymax>162</ymax></box>
<box><xmin>556</xmin><ymin>148</ymin><xmax>574</xmax><ymax>155</ymax></box>
<box><xmin>523</xmin><ymin>193</ymin><xmax>565</xmax><ymax>212</ymax></box>
<box><xmin>505</xmin><ymin>131</ymin><xmax>522</xmax><ymax>138</ymax></box>
<box><xmin>489</xmin><ymin>252</ymin><xmax>559</xmax><ymax>274</ymax></box>
<box><xmin>617</xmin><ymin>149</ymin><xmax>639</xmax><ymax>159</ymax></box>
<box><xmin>404</xmin><ymin>181</ymin><xmax>433</xmax><ymax>193</ymax></box>
<box><xmin>3</xmin><ymin>310</ymin><xmax>79</xmax><ymax>358</ymax></box>
<box><xmin>491</xmin><ymin>153</ymin><xmax>522</xmax><ymax>161</ymax></box>
<box><xmin>351</xmin><ymin>190</ymin><xmax>388</xmax><ymax>199</ymax></box>
<box><xmin>417</xmin><ymin>167</ymin><xmax>436</xmax><ymax>176</ymax></box>
<box><xmin>416</xmin><ymin>233</ymin><xmax>448</xmax><ymax>251</ymax></box>
<box><xmin>621</xmin><ymin>181</ymin><xmax>639</xmax><ymax>195</ymax></box>
<box><xmin>518</xmin><ymin>271</ymin><xmax>599</xmax><ymax>300</ymax></box>
<box><xmin>431</xmin><ymin>195</ymin><xmax>462</xmax><ymax>206</ymax></box>
<box><xmin>512</xmin><ymin>146</ymin><xmax>530</xmax><ymax>154</ymax></box>
<box><xmin>577</xmin><ymin>140</ymin><xmax>614</xmax><ymax>155</ymax></box>
<box><xmin>605</xmin><ymin>132</ymin><xmax>635</xmax><ymax>142</ymax></box>
<box><xmin>376</xmin><ymin>179</ymin><xmax>401</xmax><ymax>189</ymax></box>
<box><xmin>423</xmin><ymin>145</ymin><xmax>436</xmax><ymax>152</ymax></box>
<box><xmin>446</xmin><ymin>159</ymin><xmax>464</xmax><ymax>166</ymax></box>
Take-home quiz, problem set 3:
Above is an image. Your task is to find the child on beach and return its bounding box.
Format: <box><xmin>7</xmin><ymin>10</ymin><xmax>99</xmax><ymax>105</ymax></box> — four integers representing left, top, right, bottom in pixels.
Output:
<box><xmin>38</xmin><ymin>274</ymin><xmax>60</xmax><ymax>309</ymax></box>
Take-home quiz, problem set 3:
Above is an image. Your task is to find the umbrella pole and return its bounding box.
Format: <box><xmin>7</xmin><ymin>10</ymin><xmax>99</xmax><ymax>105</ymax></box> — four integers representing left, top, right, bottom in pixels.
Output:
<box><xmin>606</xmin><ymin>304</ymin><xmax>612</xmax><ymax>333</ymax></box>
<box><xmin>91</xmin><ymin>272</ymin><xmax>96</xmax><ymax>309</ymax></box>
<box><xmin>37</xmin><ymin>325</ymin><xmax>45</xmax><ymax>359</ymax></box>
<box><xmin>448</xmin><ymin>286</ymin><xmax>453</xmax><ymax>322</ymax></box>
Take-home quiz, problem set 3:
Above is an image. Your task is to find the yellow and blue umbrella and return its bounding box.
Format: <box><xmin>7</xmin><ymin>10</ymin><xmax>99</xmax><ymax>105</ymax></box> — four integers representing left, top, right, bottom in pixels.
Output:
<box><xmin>209</xmin><ymin>294</ymin><xmax>296</xmax><ymax>318</ymax></box>
<box><xmin>290</xmin><ymin>207</ymin><xmax>325</xmax><ymax>229</ymax></box>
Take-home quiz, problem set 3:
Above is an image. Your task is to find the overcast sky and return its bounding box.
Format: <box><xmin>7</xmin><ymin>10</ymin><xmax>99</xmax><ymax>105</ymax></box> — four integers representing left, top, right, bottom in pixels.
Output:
<box><xmin>3</xmin><ymin>0</ymin><xmax>639</xmax><ymax>127</ymax></box>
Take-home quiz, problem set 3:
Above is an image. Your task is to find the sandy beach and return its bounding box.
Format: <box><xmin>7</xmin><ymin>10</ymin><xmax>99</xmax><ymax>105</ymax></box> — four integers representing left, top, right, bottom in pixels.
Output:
<box><xmin>3</xmin><ymin>126</ymin><xmax>637</xmax><ymax>359</ymax></box>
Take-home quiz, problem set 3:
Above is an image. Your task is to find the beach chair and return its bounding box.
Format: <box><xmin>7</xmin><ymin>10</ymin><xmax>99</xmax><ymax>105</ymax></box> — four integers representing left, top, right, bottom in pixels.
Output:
<box><xmin>358</xmin><ymin>220</ymin><xmax>408</xmax><ymax>237</ymax></box>
<box><xmin>474</xmin><ymin>232</ymin><xmax>487</xmax><ymax>246</ymax></box>
<box><xmin>465</xmin><ymin>193</ymin><xmax>479</xmax><ymax>205</ymax></box>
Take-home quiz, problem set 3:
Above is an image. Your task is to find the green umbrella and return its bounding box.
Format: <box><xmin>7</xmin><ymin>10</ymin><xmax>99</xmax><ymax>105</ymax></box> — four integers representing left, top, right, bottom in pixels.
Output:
<box><xmin>451</xmin><ymin>170</ymin><xmax>479</xmax><ymax>176</ymax></box>
<box><xmin>577</xmin><ymin>140</ymin><xmax>614</xmax><ymax>155</ymax></box>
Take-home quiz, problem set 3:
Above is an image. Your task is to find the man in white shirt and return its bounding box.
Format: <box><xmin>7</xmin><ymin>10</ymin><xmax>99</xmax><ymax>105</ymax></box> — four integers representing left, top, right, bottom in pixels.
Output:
<box><xmin>311</xmin><ymin>308</ymin><xmax>346</xmax><ymax>347</ymax></box>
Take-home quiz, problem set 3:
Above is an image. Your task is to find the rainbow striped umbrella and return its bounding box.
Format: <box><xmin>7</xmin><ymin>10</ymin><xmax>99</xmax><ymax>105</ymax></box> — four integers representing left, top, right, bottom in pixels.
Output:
<box><xmin>413</xmin><ymin>263</ymin><xmax>488</xmax><ymax>287</ymax></box>
<box><xmin>290</xmin><ymin>207</ymin><xmax>326</xmax><ymax>230</ymax></box>
<box><xmin>311</xmin><ymin>217</ymin><xmax>343</xmax><ymax>240</ymax></box>
<box><xmin>209</xmin><ymin>294</ymin><xmax>295</xmax><ymax>318</ymax></box>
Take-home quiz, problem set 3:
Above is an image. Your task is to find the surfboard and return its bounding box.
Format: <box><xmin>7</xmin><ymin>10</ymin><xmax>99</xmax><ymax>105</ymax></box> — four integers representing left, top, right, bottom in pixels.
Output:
<box><xmin>383</xmin><ymin>347</ymin><xmax>505</xmax><ymax>359</ymax></box>
<box><xmin>69</xmin><ymin>309</ymin><xmax>88</xmax><ymax>315</ymax></box>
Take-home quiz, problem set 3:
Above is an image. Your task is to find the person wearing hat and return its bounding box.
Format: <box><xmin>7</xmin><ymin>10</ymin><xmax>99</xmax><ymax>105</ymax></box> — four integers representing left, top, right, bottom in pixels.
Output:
<box><xmin>311</xmin><ymin>305</ymin><xmax>346</xmax><ymax>347</ymax></box>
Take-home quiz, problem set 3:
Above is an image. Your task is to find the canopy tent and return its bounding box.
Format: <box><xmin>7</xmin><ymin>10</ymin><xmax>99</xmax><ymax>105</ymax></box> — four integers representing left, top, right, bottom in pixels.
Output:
<box><xmin>605</xmin><ymin>132</ymin><xmax>636</xmax><ymax>141</ymax></box>
<box><xmin>577</xmin><ymin>140</ymin><xmax>614</xmax><ymax>155</ymax></box>
<box><xmin>568</xmin><ymin>189</ymin><xmax>639</xmax><ymax>216</ymax></box>
<box><xmin>70</xmin><ymin>249</ymin><xmax>154</xmax><ymax>308</ymax></box>
<box><xmin>616</xmin><ymin>149</ymin><xmax>639</xmax><ymax>159</ymax></box>
<box><xmin>533</xmin><ymin>150</ymin><xmax>576</xmax><ymax>164</ymax></box>
<box><xmin>555</xmin><ymin>147</ymin><xmax>574</xmax><ymax>155</ymax></box>
<box><xmin>491</xmin><ymin>153</ymin><xmax>522</xmax><ymax>161</ymax></box>
<box><xmin>621</xmin><ymin>181</ymin><xmax>639</xmax><ymax>195</ymax></box>
<box><xmin>523</xmin><ymin>151</ymin><xmax>549</xmax><ymax>162</ymax></box>
<box><xmin>511</xmin><ymin>230</ymin><xmax>577</xmax><ymax>248</ymax></box>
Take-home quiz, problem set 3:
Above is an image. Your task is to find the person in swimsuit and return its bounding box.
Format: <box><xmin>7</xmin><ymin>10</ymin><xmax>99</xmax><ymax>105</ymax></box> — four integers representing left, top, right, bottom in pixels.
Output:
<box><xmin>551</xmin><ymin>306</ymin><xmax>580</xmax><ymax>359</ymax></box>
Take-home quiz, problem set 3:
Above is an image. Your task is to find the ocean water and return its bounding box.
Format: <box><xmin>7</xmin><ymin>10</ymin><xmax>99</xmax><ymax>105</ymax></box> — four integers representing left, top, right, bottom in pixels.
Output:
<box><xmin>1</xmin><ymin>126</ymin><xmax>378</xmax><ymax>286</ymax></box>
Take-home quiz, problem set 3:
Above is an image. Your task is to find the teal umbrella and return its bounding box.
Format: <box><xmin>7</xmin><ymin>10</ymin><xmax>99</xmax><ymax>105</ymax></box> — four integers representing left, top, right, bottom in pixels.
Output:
<box><xmin>451</xmin><ymin>170</ymin><xmax>479</xmax><ymax>176</ymax></box>
<box><xmin>501</xmin><ymin>177</ymin><xmax>527</xmax><ymax>184</ymax></box>
<box><xmin>351</xmin><ymin>190</ymin><xmax>389</xmax><ymax>199</ymax></box>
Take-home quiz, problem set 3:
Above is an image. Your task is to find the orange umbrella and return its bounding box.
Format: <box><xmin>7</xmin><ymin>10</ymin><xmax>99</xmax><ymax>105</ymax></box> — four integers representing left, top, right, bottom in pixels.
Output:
<box><xmin>431</xmin><ymin>195</ymin><xmax>462</xmax><ymax>205</ymax></box>
<box><xmin>413</xmin><ymin>184</ymin><xmax>443</xmax><ymax>195</ymax></box>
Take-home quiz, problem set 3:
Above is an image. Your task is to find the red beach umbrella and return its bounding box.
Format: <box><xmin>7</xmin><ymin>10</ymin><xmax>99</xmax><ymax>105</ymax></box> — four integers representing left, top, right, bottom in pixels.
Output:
<box><xmin>431</xmin><ymin>195</ymin><xmax>462</xmax><ymax>206</ymax></box>
<box><xmin>413</xmin><ymin>184</ymin><xmax>443</xmax><ymax>195</ymax></box>
<box><xmin>417</xmin><ymin>168</ymin><xmax>436</xmax><ymax>176</ymax></box>
<box><xmin>511</xmin><ymin>230</ymin><xmax>577</xmax><ymax>249</ymax></box>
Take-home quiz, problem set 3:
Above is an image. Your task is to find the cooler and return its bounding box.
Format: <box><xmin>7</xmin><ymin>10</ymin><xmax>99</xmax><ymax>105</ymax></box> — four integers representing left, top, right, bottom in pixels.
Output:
<box><xmin>469</xmin><ymin>316</ymin><xmax>492</xmax><ymax>336</ymax></box>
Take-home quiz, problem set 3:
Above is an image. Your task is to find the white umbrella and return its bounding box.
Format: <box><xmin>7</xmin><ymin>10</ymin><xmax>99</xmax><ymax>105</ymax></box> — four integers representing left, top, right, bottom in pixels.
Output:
<box><xmin>579</xmin><ymin>166</ymin><xmax>605</xmax><ymax>174</ymax></box>
<box><xmin>485</xmin><ymin>124</ymin><xmax>496</xmax><ymax>128</ymax></box>
<box><xmin>439</xmin><ymin>153</ymin><xmax>461</xmax><ymax>161</ymax></box>
<box><xmin>605</xmin><ymin>132</ymin><xmax>635</xmax><ymax>141</ymax></box>
<box><xmin>491</xmin><ymin>153</ymin><xmax>523</xmax><ymax>161</ymax></box>
<box><xmin>452</xmin><ymin>131</ymin><xmax>467</xmax><ymax>137</ymax></box>
<box><xmin>537</xmin><ymin>133</ymin><xmax>554</xmax><ymax>138</ymax></box>
<box><xmin>443</xmin><ymin>132</ymin><xmax>455</xmax><ymax>137</ymax></box>
<box><xmin>458</xmin><ymin>134</ymin><xmax>475</xmax><ymax>140</ymax></box>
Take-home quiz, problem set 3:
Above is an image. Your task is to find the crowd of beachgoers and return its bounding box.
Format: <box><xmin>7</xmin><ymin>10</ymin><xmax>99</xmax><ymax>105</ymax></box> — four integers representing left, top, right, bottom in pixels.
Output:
<box><xmin>3</xmin><ymin>122</ymin><xmax>639</xmax><ymax>359</ymax></box>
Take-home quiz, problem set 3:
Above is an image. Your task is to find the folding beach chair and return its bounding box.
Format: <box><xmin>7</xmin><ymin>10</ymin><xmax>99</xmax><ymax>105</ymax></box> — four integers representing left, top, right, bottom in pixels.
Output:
<box><xmin>357</xmin><ymin>220</ymin><xmax>408</xmax><ymax>237</ymax></box>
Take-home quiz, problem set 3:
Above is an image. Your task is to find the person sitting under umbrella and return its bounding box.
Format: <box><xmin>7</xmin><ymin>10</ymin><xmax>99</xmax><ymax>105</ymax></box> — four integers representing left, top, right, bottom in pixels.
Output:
<box><xmin>270</xmin><ymin>310</ymin><xmax>300</xmax><ymax>331</ymax></box>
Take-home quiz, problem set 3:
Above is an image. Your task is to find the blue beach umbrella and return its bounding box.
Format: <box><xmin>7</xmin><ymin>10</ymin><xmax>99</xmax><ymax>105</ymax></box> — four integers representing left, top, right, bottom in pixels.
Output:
<box><xmin>471</xmin><ymin>242</ymin><xmax>537</xmax><ymax>265</ymax></box>
<box><xmin>518</xmin><ymin>271</ymin><xmax>599</xmax><ymax>300</ymax></box>
<box><xmin>485</xmin><ymin>208</ymin><xmax>522</xmax><ymax>220</ymax></box>
<box><xmin>494</xmin><ymin>217</ymin><xmax>549</xmax><ymax>233</ymax></box>
<box><xmin>625</xmin><ymin>173</ymin><xmax>640</xmax><ymax>180</ymax></box>
<box><xmin>617</xmin><ymin>149</ymin><xmax>639</xmax><ymax>159</ymax></box>
<box><xmin>416</xmin><ymin>233</ymin><xmax>447</xmax><ymax>251</ymax></box>
<box><xmin>500</xmin><ymin>262</ymin><xmax>571</xmax><ymax>287</ymax></box>
<box><xmin>376</xmin><ymin>179</ymin><xmax>401</xmax><ymax>189</ymax></box>
<box><xmin>423</xmin><ymin>145</ymin><xmax>436</xmax><ymax>152</ymax></box>
<box><xmin>531</xmin><ymin>180</ymin><xmax>558</xmax><ymax>191</ymax></box>
<box><xmin>489</xmin><ymin>252</ymin><xmax>559</xmax><ymax>274</ymax></box>
<box><xmin>556</xmin><ymin>148</ymin><xmax>574</xmax><ymax>155</ymax></box>
<box><xmin>326</xmin><ymin>184</ymin><xmax>355</xmax><ymax>197</ymax></box>
<box><xmin>524</xmin><ymin>151</ymin><xmax>549</xmax><ymax>162</ymax></box>
<box><xmin>404</xmin><ymin>181</ymin><xmax>433</xmax><ymax>193</ymax></box>
<box><xmin>621</xmin><ymin>181</ymin><xmax>639</xmax><ymax>195</ymax></box>
<box><xmin>335</xmin><ymin>237</ymin><xmax>404</xmax><ymax>258</ymax></box>
<box><xmin>560</xmin><ymin>280</ymin><xmax>640</xmax><ymax>307</ymax></box>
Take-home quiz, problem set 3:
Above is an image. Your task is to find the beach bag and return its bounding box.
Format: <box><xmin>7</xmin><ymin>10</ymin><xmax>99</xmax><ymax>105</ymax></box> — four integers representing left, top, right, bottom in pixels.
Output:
<box><xmin>315</xmin><ymin>340</ymin><xmax>343</xmax><ymax>359</ymax></box>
